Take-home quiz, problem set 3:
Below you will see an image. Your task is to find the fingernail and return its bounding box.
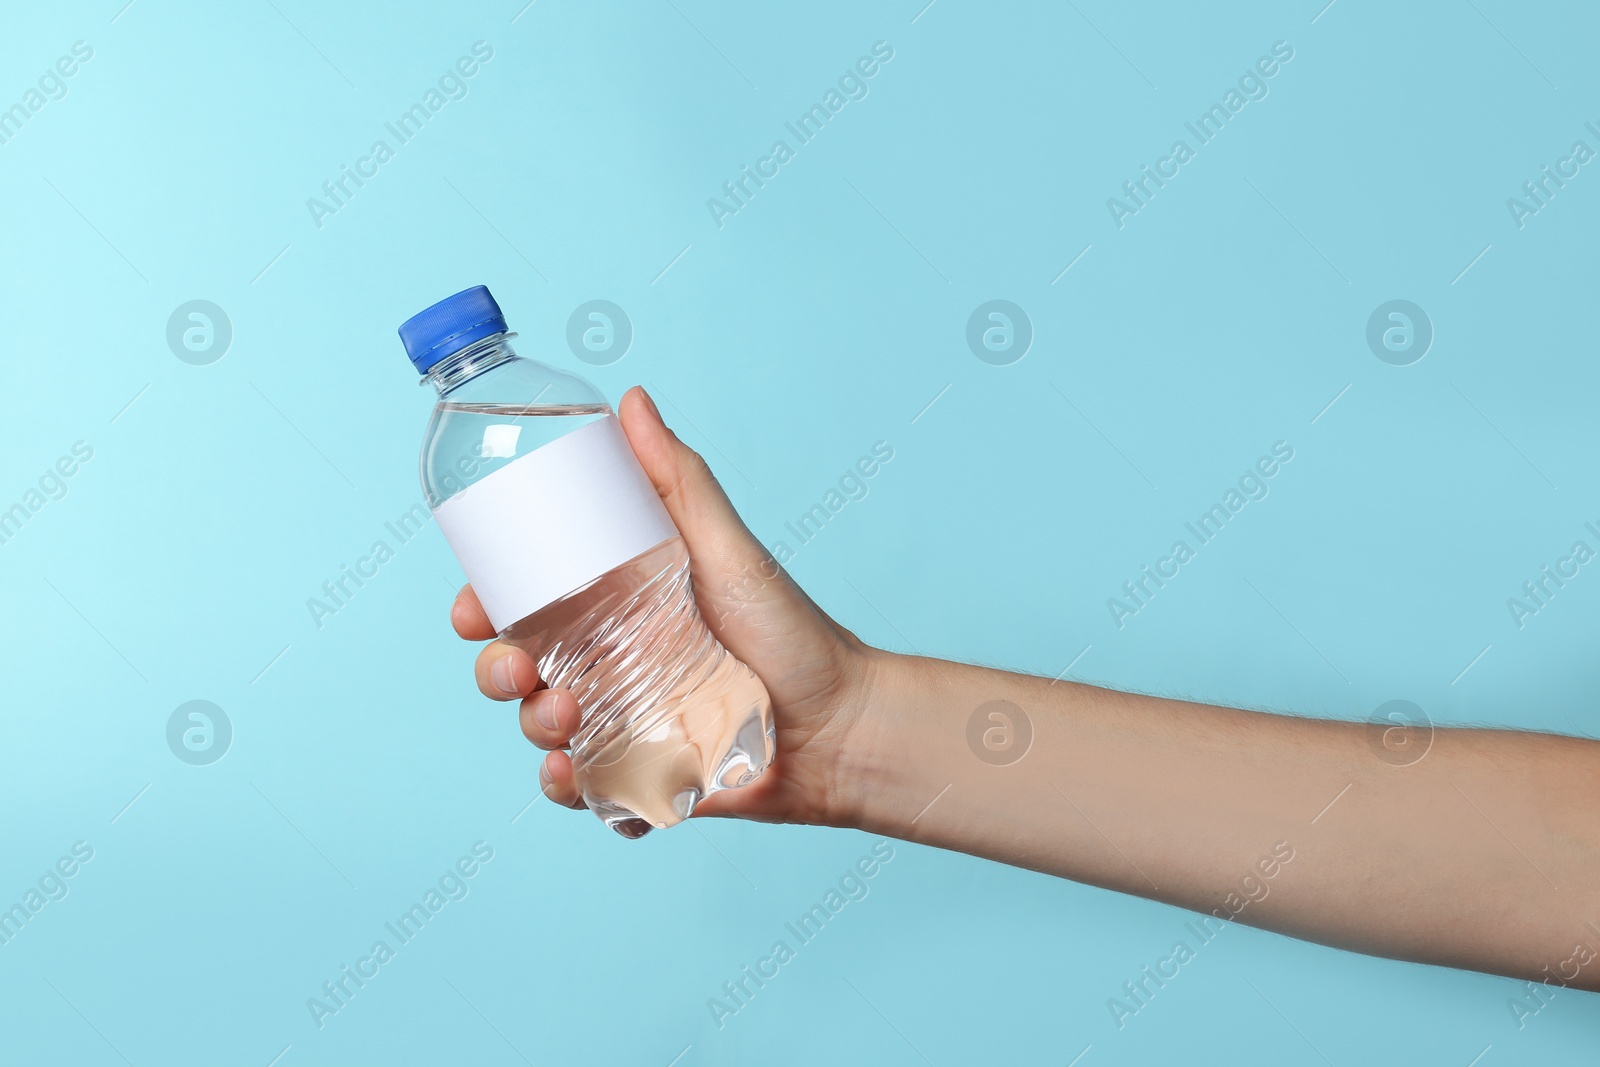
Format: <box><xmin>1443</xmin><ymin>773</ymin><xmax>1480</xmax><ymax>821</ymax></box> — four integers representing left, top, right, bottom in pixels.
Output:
<box><xmin>638</xmin><ymin>387</ymin><xmax>662</xmax><ymax>424</ymax></box>
<box><xmin>533</xmin><ymin>691</ymin><xmax>560</xmax><ymax>732</ymax></box>
<box><xmin>490</xmin><ymin>656</ymin><xmax>518</xmax><ymax>696</ymax></box>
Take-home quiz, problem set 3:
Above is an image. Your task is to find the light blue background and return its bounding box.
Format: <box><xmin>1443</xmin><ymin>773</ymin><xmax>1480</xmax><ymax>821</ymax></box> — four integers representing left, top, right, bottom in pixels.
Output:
<box><xmin>3</xmin><ymin>0</ymin><xmax>1598</xmax><ymax>1063</ymax></box>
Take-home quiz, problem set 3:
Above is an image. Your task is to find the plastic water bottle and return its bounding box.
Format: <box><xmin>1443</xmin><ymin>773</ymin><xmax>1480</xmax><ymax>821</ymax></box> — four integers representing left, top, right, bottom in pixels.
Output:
<box><xmin>398</xmin><ymin>286</ymin><xmax>775</xmax><ymax>837</ymax></box>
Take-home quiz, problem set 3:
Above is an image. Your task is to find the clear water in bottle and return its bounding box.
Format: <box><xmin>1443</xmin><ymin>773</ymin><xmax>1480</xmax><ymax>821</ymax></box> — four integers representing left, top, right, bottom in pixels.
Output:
<box><xmin>399</xmin><ymin>287</ymin><xmax>775</xmax><ymax>838</ymax></box>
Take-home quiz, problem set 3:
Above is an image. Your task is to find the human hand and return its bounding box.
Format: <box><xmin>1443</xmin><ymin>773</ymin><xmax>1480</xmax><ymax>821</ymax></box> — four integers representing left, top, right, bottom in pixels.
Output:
<box><xmin>451</xmin><ymin>386</ymin><xmax>878</xmax><ymax>828</ymax></box>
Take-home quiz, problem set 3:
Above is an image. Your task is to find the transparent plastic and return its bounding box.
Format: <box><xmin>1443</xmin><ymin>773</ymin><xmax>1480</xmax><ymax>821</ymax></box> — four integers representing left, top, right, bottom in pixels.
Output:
<box><xmin>420</xmin><ymin>335</ymin><xmax>775</xmax><ymax>837</ymax></box>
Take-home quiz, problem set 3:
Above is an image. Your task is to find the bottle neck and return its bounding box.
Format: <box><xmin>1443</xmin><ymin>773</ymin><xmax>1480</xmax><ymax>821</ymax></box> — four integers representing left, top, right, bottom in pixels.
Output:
<box><xmin>422</xmin><ymin>333</ymin><xmax>518</xmax><ymax>395</ymax></box>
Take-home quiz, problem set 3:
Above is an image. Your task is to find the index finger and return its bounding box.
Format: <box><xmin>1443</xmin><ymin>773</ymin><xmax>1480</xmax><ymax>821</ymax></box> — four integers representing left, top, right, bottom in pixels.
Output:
<box><xmin>450</xmin><ymin>584</ymin><xmax>497</xmax><ymax>641</ymax></box>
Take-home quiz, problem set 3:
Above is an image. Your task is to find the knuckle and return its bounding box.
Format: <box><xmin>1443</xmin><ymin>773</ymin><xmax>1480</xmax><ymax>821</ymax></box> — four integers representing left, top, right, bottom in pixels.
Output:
<box><xmin>682</xmin><ymin>446</ymin><xmax>713</xmax><ymax>480</ymax></box>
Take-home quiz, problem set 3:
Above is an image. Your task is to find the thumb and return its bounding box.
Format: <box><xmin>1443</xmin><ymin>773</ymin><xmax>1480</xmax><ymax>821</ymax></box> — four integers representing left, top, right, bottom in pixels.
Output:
<box><xmin>618</xmin><ymin>386</ymin><xmax>772</xmax><ymax>591</ymax></box>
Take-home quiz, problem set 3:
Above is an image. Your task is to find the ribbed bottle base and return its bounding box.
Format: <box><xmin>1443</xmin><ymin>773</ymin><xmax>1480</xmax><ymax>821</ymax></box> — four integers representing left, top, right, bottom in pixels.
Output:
<box><xmin>502</xmin><ymin>537</ymin><xmax>776</xmax><ymax>836</ymax></box>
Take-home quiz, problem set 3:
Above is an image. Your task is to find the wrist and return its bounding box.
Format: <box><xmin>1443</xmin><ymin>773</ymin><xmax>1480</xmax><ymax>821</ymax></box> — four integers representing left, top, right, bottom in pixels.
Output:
<box><xmin>826</xmin><ymin>648</ymin><xmax>1062</xmax><ymax>852</ymax></box>
<box><xmin>828</xmin><ymin>648</ymin><xmax>944</xmax><ymax>838</ymax></box>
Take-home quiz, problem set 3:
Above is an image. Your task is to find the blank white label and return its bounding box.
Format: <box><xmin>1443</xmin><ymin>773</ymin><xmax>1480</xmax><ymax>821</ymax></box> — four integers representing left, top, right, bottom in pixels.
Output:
<box><xmin>432</xmin><ymin>415</ymin><xmax>677</xmax><ymax>632</ymax></box>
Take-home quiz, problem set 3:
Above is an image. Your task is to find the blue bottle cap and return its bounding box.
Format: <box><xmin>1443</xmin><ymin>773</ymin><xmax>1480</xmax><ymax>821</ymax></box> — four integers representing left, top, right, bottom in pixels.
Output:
<box><xmin>398</xmin><ymin>285</ymin><xmax>508</xmax><ymax>374</ymax></box>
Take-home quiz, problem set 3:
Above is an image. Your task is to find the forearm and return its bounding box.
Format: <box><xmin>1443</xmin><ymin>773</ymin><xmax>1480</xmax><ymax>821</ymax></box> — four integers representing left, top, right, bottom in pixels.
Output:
<box><xmin>839</xmin><ymin>650</ymin><xmax>1600</xmax><ymax>990</ymax></box>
